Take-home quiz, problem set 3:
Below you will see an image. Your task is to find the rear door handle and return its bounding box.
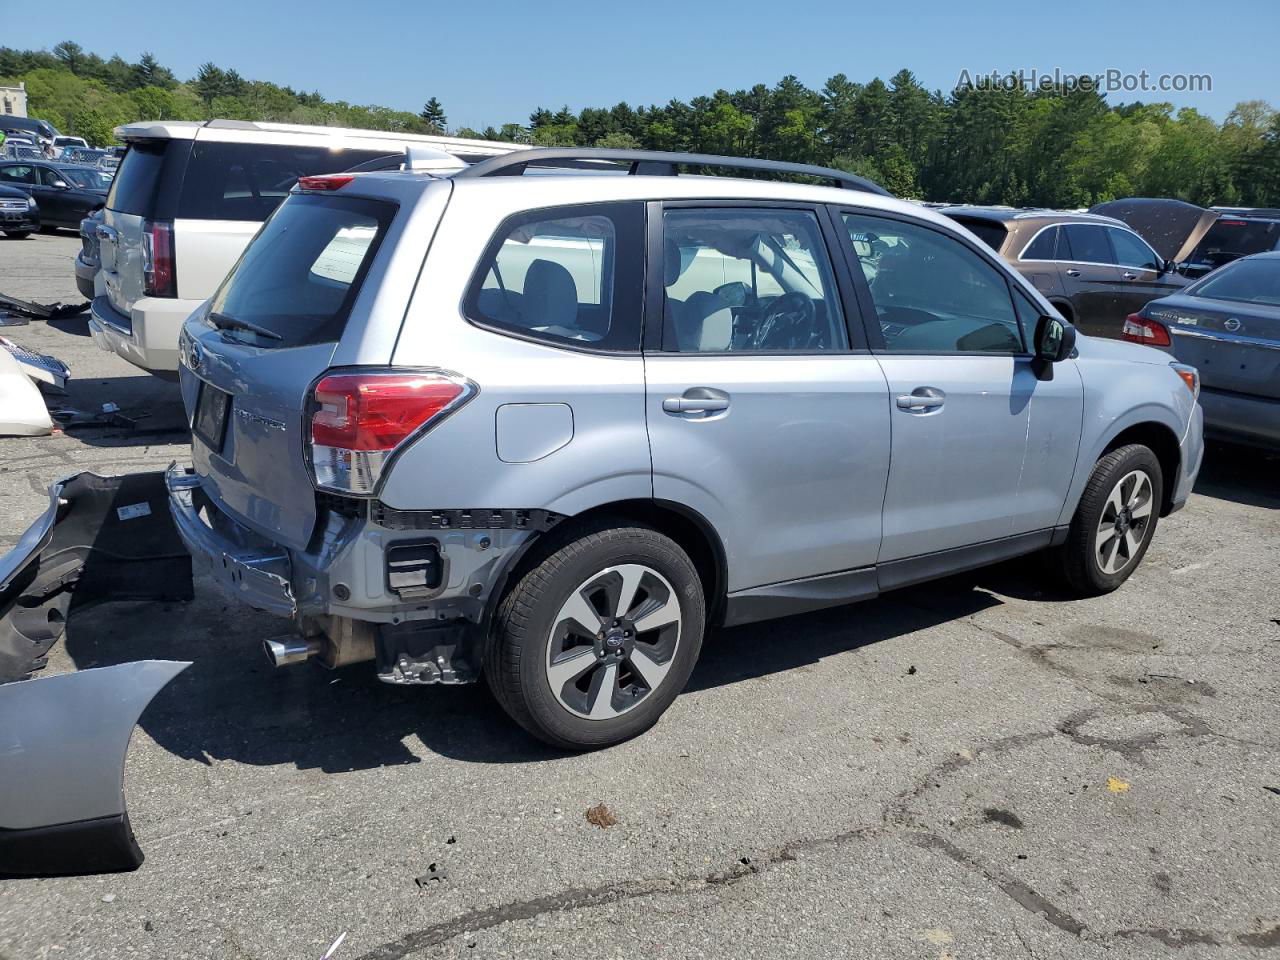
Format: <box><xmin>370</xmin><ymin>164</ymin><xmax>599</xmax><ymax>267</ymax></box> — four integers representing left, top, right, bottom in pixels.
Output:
<box><xmin>896</xmin><ymin>387</ymin><xmax>946</xmax><ymax>412</ymax></box>
<box><xmin>1065</xmin><ymin>268</ymin><xmax>1081</xmax><ymax>277</ymax></box>
<box><xmin>663</xmin><ymin>387</ymin><xmax>730</xmax><ymax>415</ymax></box>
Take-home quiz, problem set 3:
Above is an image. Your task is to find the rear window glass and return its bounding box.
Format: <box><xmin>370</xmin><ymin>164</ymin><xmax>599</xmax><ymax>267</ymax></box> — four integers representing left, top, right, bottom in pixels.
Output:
<box><xmin>950</xmin><ymin>217</ymin><xmax>1008</xmax><ymax>253</ymax></box>
<box><xmin>1189</xmin><ymin>258</ymin><xmax>1280</xmax><ymax>307</ymax></box>
<box><xmin>1021</xmin><ymin>226</ymin><xmax>1060</xmax><ymax>261</ymax></box>
<box><xmin>207</xmin><ymin>193</ymin><xmax>395</xmax><ymax>348</ymax></box>
<box><xmin>106</xmin><ymin>140</ymin><xmax>190</xmax><ymax>218</ymax></box>
<box><xmin>177</xmin><ymin>141</ymin><xmax>392</xmax><ymax>222</ymax></box>
<box><xmin>1189</xmin><ymin>219</ymin><xmax>1280</xmax><ymax>269</ymax></box>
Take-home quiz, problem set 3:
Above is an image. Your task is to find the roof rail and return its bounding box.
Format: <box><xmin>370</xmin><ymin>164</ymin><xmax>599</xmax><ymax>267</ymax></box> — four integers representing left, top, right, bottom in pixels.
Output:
<box><xmin>454</xmin><ymin>148</ymin><xmax>892</xmax><ymax>197</ymax></box>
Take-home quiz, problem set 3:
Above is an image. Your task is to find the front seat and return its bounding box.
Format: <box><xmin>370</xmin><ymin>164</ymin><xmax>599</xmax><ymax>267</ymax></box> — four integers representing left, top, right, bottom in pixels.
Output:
<box><xmin>662</xmin><ymin>241</ymin><xmax>733</xmax><ymax>352</ymax></box>
<box><xmin>520</xmin><ymin>258</ymin><xmax>580</xmax><ymax>336</ymax></box>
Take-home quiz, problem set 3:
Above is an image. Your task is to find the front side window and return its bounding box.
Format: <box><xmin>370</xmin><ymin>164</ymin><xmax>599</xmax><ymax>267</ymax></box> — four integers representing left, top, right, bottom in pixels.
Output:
<box><xmin>1021</xmin><ymin>225</ymin><xmax>1060</xmax><ymax>261</ymax></box>
<box><xmin>1063</xmin><ymin>224</ymin><xmax>1114</xmax><ymax>265</ymax></box>
<box><xmin>843</xmin><ymin>213</ymin><xmax>1024</xmax><ymax>354</ymax></box>
<box><xmin>1109</xmin><ymin>229</ymin><xmax>1161</xmax><ymax>270</ymax></box>
<box><xmin>662</xmin><ymin>208</ymin><xmax>847</xmax><ymax>352</ymax></box>
<box><xmin>465</xmin><ymin>202</ymin><xmax>643</xmax><ymax>351</ymax></box>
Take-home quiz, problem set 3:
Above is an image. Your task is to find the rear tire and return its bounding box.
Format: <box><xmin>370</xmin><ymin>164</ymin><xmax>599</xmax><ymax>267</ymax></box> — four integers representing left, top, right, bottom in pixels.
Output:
<box><xmin>1053</xmin><ymin>444</ymin><xmax>1163</xmax><ymax>596</ymax></box>
<box><xmin>486</xmin><ymin>524</ymin><xmax>705</xmax><ymax>750</ymax></box>
<box><xmin>3</xmin><ymin>230</ymin><xmax>32</xmax><ymax>239</ymax></box>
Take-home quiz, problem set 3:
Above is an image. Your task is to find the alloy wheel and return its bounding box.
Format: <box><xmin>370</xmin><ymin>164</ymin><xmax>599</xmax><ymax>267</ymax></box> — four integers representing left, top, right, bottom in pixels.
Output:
<box><xmin>1095</xmin><ymin>469</ymin><xmax>1154</xmax><ymax>575</ymax></box>
<box><xmin>544</xmin><ymin>564</ymin><xmax>682</xmax><ymax>720</ymax></box>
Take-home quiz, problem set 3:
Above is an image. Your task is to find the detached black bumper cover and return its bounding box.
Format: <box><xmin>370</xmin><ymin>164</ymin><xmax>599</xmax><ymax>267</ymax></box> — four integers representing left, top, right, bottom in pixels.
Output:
<box><xmin>0</xmin><ymin>471</ymin><xmax>193</xmax><ymax>682</ymax></box>
<box><xmin>0</xmin><ymin>660</ymin><xmax>190</xmax><ymax>876</ymax></box>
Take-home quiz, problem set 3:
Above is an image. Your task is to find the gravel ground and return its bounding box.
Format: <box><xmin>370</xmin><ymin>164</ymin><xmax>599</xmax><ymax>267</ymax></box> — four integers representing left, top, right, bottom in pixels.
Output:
<box><xmin>1</xmin><ymin>233</ymin><xmax>1278</xmax><ymax>960</ymax></box>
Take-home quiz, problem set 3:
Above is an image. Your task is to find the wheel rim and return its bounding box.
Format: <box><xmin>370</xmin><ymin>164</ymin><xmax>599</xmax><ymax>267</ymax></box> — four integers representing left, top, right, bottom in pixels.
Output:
<box><xmin>1095</xmin><ymin>469</ymin><xmax>1154</xmax><ymax>576</ymax></box>
<box><xmin>544</xmin><ymin>564</ymin><xmax>682</xmax><ymax>721</ymax></box>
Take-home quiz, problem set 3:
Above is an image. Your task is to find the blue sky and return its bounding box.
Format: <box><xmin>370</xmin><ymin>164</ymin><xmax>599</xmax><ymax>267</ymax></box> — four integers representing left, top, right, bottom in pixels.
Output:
<box><xmin>4</xmin><ymin>0</ymin><xmax>1275</xmax><ymax>126</ymax></box>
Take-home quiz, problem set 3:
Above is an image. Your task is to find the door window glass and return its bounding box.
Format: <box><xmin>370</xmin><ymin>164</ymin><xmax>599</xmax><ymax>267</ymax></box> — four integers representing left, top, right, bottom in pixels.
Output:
<box><xmin>662</xmin><ymin>208</ymin><xmax>847</xmax><ymax>352</ymax></box>
<box><xmin>1063</xmin><ymin>224</ymin><xmax>1115</xmax><ymax>265</ymax></box>
<box><xmin>0</xmin><ymin>164</ymin><xmax>34</xmax><ymax>184</ymax></box>
<box><xmin>843</xmin><ymin>213</ymin><xmax>1024</xmax><ymax>354</ymax></box>
<box><xmin>1108</xmin><ymin>229</ymin><xmax>1161</xmax><ymax>270</ymax></box>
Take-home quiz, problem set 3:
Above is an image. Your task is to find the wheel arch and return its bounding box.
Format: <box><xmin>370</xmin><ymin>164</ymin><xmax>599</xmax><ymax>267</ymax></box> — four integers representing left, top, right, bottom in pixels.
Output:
<box><xmin>1098</xmin><ymin>420</ymin><xmax>1182</xmax><ymax>516</ymax></box>
<box><xmin>482</xmin><ymin>499</ymin><xmax>729</xmax><ymax>630</ymax></box>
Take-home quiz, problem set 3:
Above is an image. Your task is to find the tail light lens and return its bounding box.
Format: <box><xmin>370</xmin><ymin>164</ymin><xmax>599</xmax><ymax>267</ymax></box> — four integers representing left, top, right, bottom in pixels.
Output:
<box><xmin>141</xmin><ymin>219</ymin><xmax>175</xmax><ymax>297</ymax></box>
<box><xmin>1121</xmin><ymin>313</ymin><xmax>1171</xmax><ymax>347</ymax></box>
<box><xmin>297</xmin><ymin>174</ymin><xmax>354</xmax><ymax>191</ymax></box>
<box><xmin>308</xmin><ymin>371</ymin><xmax>474</xmax><ymax>495</ymax></box>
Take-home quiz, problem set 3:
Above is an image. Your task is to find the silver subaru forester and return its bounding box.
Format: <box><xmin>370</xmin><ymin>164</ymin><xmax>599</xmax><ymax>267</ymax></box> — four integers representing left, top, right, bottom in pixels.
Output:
<box><xmin>166</xmin><ymin>148</ymin><xmax>1204</xmax><ymax>749</ymax></box>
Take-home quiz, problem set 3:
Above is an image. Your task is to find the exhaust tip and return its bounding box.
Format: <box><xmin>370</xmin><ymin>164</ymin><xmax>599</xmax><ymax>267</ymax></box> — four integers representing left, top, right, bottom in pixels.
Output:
<box><xmin>264</xmin><ymin>636</ymin><xmax>321</xmax><ymax>668</ymax></box>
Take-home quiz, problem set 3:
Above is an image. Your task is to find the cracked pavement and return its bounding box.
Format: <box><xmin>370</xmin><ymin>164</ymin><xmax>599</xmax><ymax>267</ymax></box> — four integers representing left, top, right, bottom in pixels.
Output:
<box><xmin>1</xmin><ymin>234</ymin><xmax>1279</xmax><ymax>959</ymax></box>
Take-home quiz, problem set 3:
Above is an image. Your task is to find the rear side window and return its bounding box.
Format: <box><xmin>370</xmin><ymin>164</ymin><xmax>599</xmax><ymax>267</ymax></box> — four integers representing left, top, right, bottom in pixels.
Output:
<box><xmin>207</xmin><ymin>193</ymin><xmax>395</xmax><ymax>348</ymax></box>
<box><xmin>106</xmin><ymin>140</ymin><xmax>191</xmax><ymax>218</ymax></box>
<box><xmin>1021</xmin><ymin>226</ymin><xmax>1060</xmax><ymax>261</ymax></box>
<box><xmin>178</xmin><ymin>141</ymin><xmax>393</xmax><ymax>222</ymax></box>
<box><xmin>0</xmin><ymin>164</ymin><xmax>35</xmax><ymax>184</ymax></box>
<box><xmin>464</xmin><ymin>202</ymin><xmax>644</xmax><ymax>351</ymax></box>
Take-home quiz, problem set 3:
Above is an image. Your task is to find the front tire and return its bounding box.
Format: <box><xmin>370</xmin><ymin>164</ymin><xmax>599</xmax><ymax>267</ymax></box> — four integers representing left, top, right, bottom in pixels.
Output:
<box><xmin>3</xmin><ymin>230</ymin><xmax>32</xmax><ymax>239</ymax></box>
<box><xmin>487</xmin><ymin>524</ymin><xmax>705</xmax><ymax>750</ymax></box>
<box><xmin>1054</xmin><ymin>444</ymin><xmax>1163</xmax><ymax>595</ymax></box>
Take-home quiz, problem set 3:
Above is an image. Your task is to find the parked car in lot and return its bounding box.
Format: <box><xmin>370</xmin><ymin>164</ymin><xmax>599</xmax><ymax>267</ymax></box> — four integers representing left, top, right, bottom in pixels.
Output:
<box><xmin>88</xmin><ymin>119</ymin><xmax>524</xmax><ymax>376</ymax></box>
<box><xmin>76</xmin><ymin>209</ymin><xmax>104</xmax><ymax>297</ymax></box>
<box><xmin>1091</xmin><ymin>198</ymin><xmax>1280</xmax><ymax>281</ymax></box>
<box><xmin>0</xmin><ymin>160</ymin><xmax>109</xmax><ymax>229</ymax></box>
<box><xmin>162</xmin><ymin>147</ymin><xmax>1202</xmax><ymax>749</ymax></box>
<box><xmin>942</xmin><ymin>206</ymin><xmax>1193</xmax><ymax>338</ymax></box>
<box><xmin>1125</xmin><ymin>251</ymin><xmax>1279</xmax><ymax>449</ymax></box>
<box><xmin>52</xmin><ymin>135</ymin><xmax>89</xmax><ymax>153</ymax></box>
<box><xmin>0</xmin><ymin>184</ymin><xmax>39</xmax><ymax>238</ymax></box>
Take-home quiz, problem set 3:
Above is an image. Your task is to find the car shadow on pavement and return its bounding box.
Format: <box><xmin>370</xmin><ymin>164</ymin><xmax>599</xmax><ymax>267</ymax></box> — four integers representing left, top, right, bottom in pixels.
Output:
<box><xmin>58</xmin><ymin>574</ymin><xmax>1009</xmax><ymax>772</ymax></box>
<box><xmin>1193</xmin><ymin>441</ymin><xmax>1280</xmax><ymax>510</ymax></box>
<box><xmin>46</xmin><ymin>312</ymin><xmax>92</xmax><ymax>337</ymax></box>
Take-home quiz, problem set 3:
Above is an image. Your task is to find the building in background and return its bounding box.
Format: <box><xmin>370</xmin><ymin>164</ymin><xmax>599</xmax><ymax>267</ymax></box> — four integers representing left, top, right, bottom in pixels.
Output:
<box><xmin>1</xmin><ymin>83</ymin><xmax>28</xmax><ymax>117</ymax></box>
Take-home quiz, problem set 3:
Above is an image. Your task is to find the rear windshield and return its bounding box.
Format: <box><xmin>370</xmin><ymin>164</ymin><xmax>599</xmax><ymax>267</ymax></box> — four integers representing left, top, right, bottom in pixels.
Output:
<box><xmin>207</xmin><ymin>193</ymin><xmax>395</xmax><ymax>348</ymax></box>
<box><xmin>1188</xmin><ymin>219</ymin><xmax>1280</xmax><ymax>268</ymax></box>
<box><xmin>1188</xmin><ymin>258</ymin><xmax>1280</xmax><ymax>307</ymax></box>
<box><xmin>106</xmin><ymin>139</ymin><xmax>191</xmax><ymax>218</ymax></box>
<box><xmin>946</xmin><ymin>216</ymin><xmax>1008</xmax><ymax>253</ymax></box>
<box><xmin>178</xmin><ymin>141</ymin><xmax>393</xmax><ymax>222</ymax></box>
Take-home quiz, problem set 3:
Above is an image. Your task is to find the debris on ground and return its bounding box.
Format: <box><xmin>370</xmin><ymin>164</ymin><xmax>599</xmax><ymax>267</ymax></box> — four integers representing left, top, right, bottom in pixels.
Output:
<box><xmin>982</xmin><ymin>807</ymin><xmax>1024</xmax><ymax>829</ymax></box>
<box><xmin>0</xmin><ymin>291</ymin><xmax>90</xmax><ymax>321</ymax></box>
<box><xmin>585</xmin><ymin>803</ymin><xmax>618</xmax><ymax>828</ymax></box>
<box><xmin>51</xmin><ymin>404</ymin><xmax>152</xmax><ymax>432</ymax></box>
<box><xmin>0</xmin><ymin>336</ymin><xmax>70</xmax><ymax>389</ymax></box>
<box><xmin>1107</xmin><ymin>777</ymin><xmax>1131</xmax><ymax>794</ymax></box>
<box><xmin>0</xmin><ymin>310</ymin><xmax>29</xmax><ymax>327</ymax></box>
<box><xmin>319</xmin><ymin>931</ymin><xmax>347</xmax><ymax>959</ymax></box>
<box><xmin>414</xmin><ymin>862</ymin><xmax>448</xmax><ymax>887</ymax></box>
<box><xmin>1264</xmin><ymin>786</ymin><xmax>1280</xmax><ymax>797</ymax></box>
<box><xmin>906</xmin><ymin>665</ymin><xmax>917</xmax><ymax>676</ymax></box>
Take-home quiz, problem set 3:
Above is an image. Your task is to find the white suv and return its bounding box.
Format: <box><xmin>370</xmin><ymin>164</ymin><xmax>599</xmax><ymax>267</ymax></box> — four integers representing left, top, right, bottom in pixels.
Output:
<box><xmin>87</xmin><ymin>119</ymin><xmax>522</xmax><ymax>375</ymax></box>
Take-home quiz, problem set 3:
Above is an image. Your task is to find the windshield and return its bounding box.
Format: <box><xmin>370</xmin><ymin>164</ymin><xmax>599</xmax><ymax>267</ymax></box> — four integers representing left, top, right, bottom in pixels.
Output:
<box><xmin>58</xmin><ymin>166</ymin><xmax>112</xmax><ymax>190</ymax></box>
<box><xmin>1189</xmin><ymin>257</ymin><xmax>1280</xmax><ymax>308</ymax></box>
<box><xmin>207</xmin><ymin>192</ymin><xmax>395</xmax><ymax>347</ymax></box>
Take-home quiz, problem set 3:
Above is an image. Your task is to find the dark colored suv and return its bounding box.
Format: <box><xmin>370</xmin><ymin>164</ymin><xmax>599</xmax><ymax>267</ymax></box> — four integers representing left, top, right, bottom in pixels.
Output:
<box><xmin>942</xmin><ymin>207</ymin><xmax>1192</xmax><ymax>338</ymax></box>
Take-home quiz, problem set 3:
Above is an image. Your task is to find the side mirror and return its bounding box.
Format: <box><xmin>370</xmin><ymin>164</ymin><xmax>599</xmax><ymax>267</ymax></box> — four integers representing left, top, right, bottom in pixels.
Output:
<box><xmin>1034</xmin><ymin>314</ymin><xmax>1076</xmax><ymax>364</ymax></box>
<box><xmin>51</xmin><ymin>179</ymin><xmax>69</xmax><ymax>189</ymax></box>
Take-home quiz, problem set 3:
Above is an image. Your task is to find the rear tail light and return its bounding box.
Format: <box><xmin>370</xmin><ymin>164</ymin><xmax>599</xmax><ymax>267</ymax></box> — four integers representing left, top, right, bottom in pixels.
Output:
<box><xmin>1121</xmin><ymin>313</ymin><xmax>1171</xmax><ymax>347</ymax></box>
<box><xmin>297</xmin><ymin>174</ymin><xmax>355</xmax><ymax>191</ymax></box>
<box><xmin>141</xmin><ymin>219</ymin><xmax>175</xmax><ymax>297</ymax></box>
<box><xmin>308</xmin><ymin>371</ymin><xmax>475</xmax><ymax>495</ymax></box>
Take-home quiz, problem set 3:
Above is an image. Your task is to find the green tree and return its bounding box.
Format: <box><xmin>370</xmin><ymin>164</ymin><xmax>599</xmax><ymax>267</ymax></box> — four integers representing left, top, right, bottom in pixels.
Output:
<box><xmin>419</xmin><ymin>96</ymin><xmax>447</xmax><ymax>134</ymax></box>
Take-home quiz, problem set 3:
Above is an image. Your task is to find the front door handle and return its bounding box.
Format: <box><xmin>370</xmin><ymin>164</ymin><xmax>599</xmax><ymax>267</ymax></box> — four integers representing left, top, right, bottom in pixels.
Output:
<box><xmin>1065</xmin><ymin>268</ymin><xmax>1081</xmax><ymax>277</ymax></box>
<box><xmin>896</xmin><ymin>387</ymin><xmax>946</xmax><ymax>412</ymax></box>
<box><xmin>663</xmin><ymin>387</ymin><xmax>730</xmax><ymax>415</ymax></box>
<box><xmin>1121</xmin><ymin>271</ymin><xmax>1138</xmax><ymax>280</ymax></box>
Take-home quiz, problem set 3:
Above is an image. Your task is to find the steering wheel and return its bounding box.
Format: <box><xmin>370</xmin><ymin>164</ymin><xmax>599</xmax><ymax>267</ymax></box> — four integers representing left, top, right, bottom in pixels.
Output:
<box><xmin>752</xmin><ymin>292</ymin><xmax>819</xmax><ymax>350</ymax></box>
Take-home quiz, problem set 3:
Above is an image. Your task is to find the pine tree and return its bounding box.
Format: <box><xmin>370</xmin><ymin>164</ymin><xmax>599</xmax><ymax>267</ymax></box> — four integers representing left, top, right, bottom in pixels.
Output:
<box><xmin>420</xmin><ymin>97</ymin><xmax>447</xmax><ymax>134</ymax></box>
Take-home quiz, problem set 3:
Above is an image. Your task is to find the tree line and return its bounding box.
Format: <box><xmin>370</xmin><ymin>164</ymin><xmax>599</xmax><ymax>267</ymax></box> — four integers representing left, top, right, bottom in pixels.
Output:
<box><xmin>3</xmin><ymin>42</ymin><xmax>1278</xmax><ymax>208</ymax></box>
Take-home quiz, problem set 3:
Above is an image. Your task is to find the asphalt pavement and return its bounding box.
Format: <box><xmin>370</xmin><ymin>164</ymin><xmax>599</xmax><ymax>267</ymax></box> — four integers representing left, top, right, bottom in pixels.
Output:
<box><xmin>1</xmin><ymin>232</ymin><xmax>1278</xmax><ymax>960</ymax></box>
